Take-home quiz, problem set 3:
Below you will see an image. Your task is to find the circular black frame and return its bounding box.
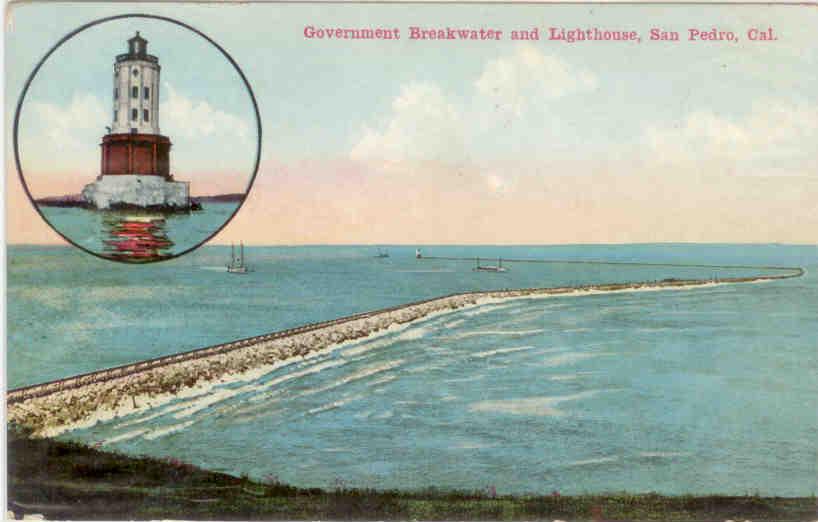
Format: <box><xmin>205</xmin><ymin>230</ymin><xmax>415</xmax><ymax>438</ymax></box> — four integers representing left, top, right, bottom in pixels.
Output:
<box><xmin>13</xmin><ymin>13</ymin><xmax>262</xmax><ymax>264</ymax></box>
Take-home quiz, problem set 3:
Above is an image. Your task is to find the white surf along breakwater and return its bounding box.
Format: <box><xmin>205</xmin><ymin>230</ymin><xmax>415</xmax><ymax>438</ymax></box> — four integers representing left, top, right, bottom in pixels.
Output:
<box><xmin>6</xmin><ymin>269</ymin><xmax>803</xmax><ymax>438</ymax></box>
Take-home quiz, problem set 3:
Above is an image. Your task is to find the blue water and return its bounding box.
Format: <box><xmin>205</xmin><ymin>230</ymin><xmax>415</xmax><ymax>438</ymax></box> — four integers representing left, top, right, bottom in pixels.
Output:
<box><xmin>7</xmin><ymin>244</ymin><xmax>818</xmax><ymax>495</ymax></box>
<box><xmin>39</xmin><ymin>202</ymin><xmax>239</xmax><ymax>260</ymax></box>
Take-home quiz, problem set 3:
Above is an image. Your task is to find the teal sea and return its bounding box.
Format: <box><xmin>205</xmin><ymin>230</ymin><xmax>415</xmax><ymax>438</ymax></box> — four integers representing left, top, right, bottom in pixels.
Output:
<box><xmin>7</xmin><ymin>244</ymin><xmax>818</xmax><ymax>495</ymax></box>
<box><xmin>39</xmin><ymin>202</ymin><xmax>239</xmax><ymax>260</ymax></box>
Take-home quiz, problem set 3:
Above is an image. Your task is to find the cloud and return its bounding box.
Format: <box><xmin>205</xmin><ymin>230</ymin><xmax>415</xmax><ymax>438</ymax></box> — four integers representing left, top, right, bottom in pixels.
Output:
<box><xmin>26</xmin><ymin>93</ymin><xmax>107</xmax><ymax>152</ymax></box>
<box><xmin>349</xmin><ymin>45</ymin><xmax>597</xmax><ymax>164</ymax></box>
<box><xmin>474</xmin><ymin>44</ymin><xmax>597</xmax><ymax>124</ymax></box>
<box><xmin>350</xmin><ymin>82</ymin><xmax>462</xmax><ymax>163</ymax></box>
<box><xmin>160</xmin><ymin>83</ymin><xmax>251</xmax><ymax>141</ymax></box>
<box><xmin>643</xmin><ymin>99</ymin><xmax>818</xmax><ymax>174</ymax></box>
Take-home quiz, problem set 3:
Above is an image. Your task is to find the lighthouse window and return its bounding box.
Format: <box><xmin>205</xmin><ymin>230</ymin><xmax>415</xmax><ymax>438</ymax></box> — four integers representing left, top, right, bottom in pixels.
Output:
<box><xmin>143</xmin><ymin>109</ymin><xmax>149</xmax><ymax>122</ymax></box>
<box><xmin>131</xmin><ymin>108</ymin><xmax>138</xmax><ymax>121</ymax></box>
<box><xmin>114</xmin><ymin>110</ymin><xmax>118</xmax><ymax>121</ymax></box>
<box><xmin>144</xmin><ymin>87</ymin><xmax>150</xmax><ymax>100</ymax></box>
<box><xmin>131</xmin><ymin>86</ymin><xmax>138</xmax><ymax>98</ymax></box>
<box><xmin>132</xmin><ymin>68</ymin><xmax>139</xmax><ymax>76</ymax></box>
<box><xmin>114</xmin><ymin>87</ymin><xmax>119</xmax><ymax>100</ymax></box>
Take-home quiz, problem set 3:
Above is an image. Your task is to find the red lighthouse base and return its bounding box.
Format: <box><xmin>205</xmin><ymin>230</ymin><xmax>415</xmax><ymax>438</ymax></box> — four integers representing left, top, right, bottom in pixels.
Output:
<box><xmin>100</xmin><ymin>133</ymin><xmax>172</xmax><ymax>178</ymax></box>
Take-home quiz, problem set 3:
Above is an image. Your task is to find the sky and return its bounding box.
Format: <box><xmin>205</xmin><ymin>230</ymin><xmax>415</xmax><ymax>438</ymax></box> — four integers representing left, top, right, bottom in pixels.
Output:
<box><xmin>5</xmin><ymin>2</ymin><xmax>818</xmax><ymax>245</ymax></box>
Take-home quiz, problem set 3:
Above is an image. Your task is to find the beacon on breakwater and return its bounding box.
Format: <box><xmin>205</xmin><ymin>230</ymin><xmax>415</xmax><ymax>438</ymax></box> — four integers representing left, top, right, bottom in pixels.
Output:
<box><xmin>82</xmin><ymin>32</ymin><xmax>190</xmax><ymax>210</ymax></box>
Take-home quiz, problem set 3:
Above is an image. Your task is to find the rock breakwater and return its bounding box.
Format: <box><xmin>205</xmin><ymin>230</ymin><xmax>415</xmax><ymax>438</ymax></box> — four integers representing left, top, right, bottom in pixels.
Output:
<box><xmin>7</xmin><ymin>270</ymin><xmax>803</xmax><ymax>437</ymax></box>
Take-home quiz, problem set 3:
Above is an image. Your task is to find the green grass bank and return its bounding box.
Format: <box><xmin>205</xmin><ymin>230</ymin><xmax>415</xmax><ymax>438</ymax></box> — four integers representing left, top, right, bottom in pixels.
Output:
<box><xmin>7</xmin><ymin>428</ymin><xmax>815</xmax><ymax>521</ymax></box>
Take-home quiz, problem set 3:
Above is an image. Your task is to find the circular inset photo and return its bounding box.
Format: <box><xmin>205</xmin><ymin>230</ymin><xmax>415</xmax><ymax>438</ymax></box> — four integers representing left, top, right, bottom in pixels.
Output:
<box><xmin>15</xmin><ymin>15</ymin><xmax>260</xmax><ymax>263</ymax></box>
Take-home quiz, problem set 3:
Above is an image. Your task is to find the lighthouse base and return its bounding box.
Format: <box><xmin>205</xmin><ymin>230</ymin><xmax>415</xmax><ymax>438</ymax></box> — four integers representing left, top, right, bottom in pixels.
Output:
<box><xmin>82</xmin><ymin>175</ymin><xmax>190</xmax><ymax>211</ymax></box>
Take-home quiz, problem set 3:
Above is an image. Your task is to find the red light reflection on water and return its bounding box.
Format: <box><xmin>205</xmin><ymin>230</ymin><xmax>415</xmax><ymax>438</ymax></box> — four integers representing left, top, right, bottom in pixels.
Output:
<box><xmin>102</xmin><ymin>214</ymin><xmax>174</xmax><ymax>262</ymax></box>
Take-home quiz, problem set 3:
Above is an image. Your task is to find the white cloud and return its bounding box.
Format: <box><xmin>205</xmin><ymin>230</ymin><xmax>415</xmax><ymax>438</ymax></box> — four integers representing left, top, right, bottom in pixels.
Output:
<box><xmin>474</xmin><ymin>44</ymin><xmax>597</xmax><ymax>123</ymax></box>
<box><xmin>350</xmin><ymin>82</ymin><xmax>462</xmax><ymax>163</ymax></box>
<box><xmin>350</xmin><ymin>45</ymin><xmax>597</xmax><ymax>165</ymax></box>
<box><xmin>160</xmin><ymin>83</ymin><xmax>250</xmax><ymax>142</ymax></box>
<box><xmin>27</xmin><ymin>93</ymin><xmax>107</xmax><ymax>152</ymax></box>
<box><xmin>643</xmin><ymin>99</ymin><xmax>818</xmax><ymax>173</ymax></box>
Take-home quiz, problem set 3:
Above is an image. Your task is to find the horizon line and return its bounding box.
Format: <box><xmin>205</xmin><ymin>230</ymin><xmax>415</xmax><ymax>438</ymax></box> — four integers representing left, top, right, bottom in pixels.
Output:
<box><xmin>6</xmin><ymin>241</ymin><xmax>818</xmax><ymax>247</ymax></box>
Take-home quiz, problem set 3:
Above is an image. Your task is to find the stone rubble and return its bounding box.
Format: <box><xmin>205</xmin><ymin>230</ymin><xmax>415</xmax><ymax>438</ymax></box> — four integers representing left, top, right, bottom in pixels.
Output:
<box><xmin>6</xmin><ymin>273</ymin><xmax>796</xmax><ymax>437</ymax></box>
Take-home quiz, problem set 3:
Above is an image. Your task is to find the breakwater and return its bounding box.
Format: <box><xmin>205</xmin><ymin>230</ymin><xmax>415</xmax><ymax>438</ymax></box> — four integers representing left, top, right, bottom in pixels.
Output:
<box><xmin>7</xmin><ymin>267</ymin><xmax>804</xmax><ymax>437</ymax></box>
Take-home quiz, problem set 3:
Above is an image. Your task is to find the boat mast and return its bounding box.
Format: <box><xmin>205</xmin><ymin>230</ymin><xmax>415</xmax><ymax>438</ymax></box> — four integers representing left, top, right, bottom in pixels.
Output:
<box><xmin>240</xmin><ymin>242</ymin><xmax>244</xmax><ymax>265</ymax></box>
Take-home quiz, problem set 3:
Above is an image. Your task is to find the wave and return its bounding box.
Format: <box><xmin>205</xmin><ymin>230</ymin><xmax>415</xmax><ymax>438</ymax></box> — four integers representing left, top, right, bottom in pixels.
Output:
<box><xmin>405</xmin><ymin>360</ymin><xmax>450</xmax><ymax>374</ymax></box>
<box><xmin>368</xmin><ymin>374</ymin><xmax>398</xmax><ymax>387</ymax></box>
<box><xmin>212</xmin><ymin>360</ymin><xmax>401</xmax><ymax>421</ymax></box>
<box><xmin>172</xmin><ymin>387</ymin><xmax>249</xmax><ymax>420</ymax></box>
<box><xmin>444</xmin><ymin>374</ymin><xmax>486</xmax><ymax>383</ymax></box>
<box><xmin>143</xmin><ymin>419</ymin><xmax>197</xmax><ymax>440</ymax></box>
<box><xmin>342</xmin><ymin>326</ymin><xmax>434</xmax><ymax>358</ymax></box>
<box><xmin>342</xmin><ymin>337</ymin><xmax>400</xmax><ymax>358</ymax></box>
<box><xmin>549</xmin><ymin>371</ymin><xmax>597</xmax><ymax>381</ymax></box>
<box><xmin>471</xmin><ymin>345</ymin><xmax>537</xmax><ymax>359</ymax></box>
<box><xmin>450</xmin><ymin>328</ymin><xmax>545</xmax><ymax>339</ymax></box>
<box><xmin>453</xmin><ymin>441</ymin><xmax>498</xmax><ymax>450</ymax></box>
<box><xmin>540</xmin><ymin>352</ymin><xmax>607</xmax><ymax>368</ymax></box>
<box><xmin>396</xmin><ymin>325</ymin><xmax>435</xmax><ymax>341</ymax></box>
<box><xmin>566</xmin><ymin>456</ymin><xmax>619</xmax><ymax>467</ymax></box>
<box><xmin>560</xmin><ymin>451</ymin><xmax>687</xmax><ymax>468</ymax></box>
<box><xmin>117</xmin><ymin>399</ymin><xmax>200</xmax><ymax>428</ymax></box>
<box><xmin>639</xmin><ymin>451</ymin><xmax>689</xmax><ymax>458</ymax></box>
<box><xmin>101</xmin><ymin>427</ymin><xmax>149</xmax><ymax>445</ymax></box>
<box><xmin>299</xmin><ymin>360</ymin><xmax>405</xmax><ymax>397</ymax></box>
<box><xmin>468</xmin><ymin>390</ymin><xmax>601</xmax><ymax>417</ymax></box>
<box><xmin>306</xmin><ymin>393</ymin><xmax>364</xmax><ymax>416</ymax></box>
<box><xmin>167</xmin><ymin>359</ymin><xmax>348</xmax><ymax>422</ymax></box>
<box><xmin>461</xmin><ymin>302</ymin><xmax>519</xmax><ymax>317</ymax></box>
<box><xmin>251</xmin><ymin>359</ymin><xmax>349</xmax><ymax>396</ymax></box>
<box><xmin>228</xmin><ymin>405</ymin><xmax>289</xmax><ymax>426</ymax></box>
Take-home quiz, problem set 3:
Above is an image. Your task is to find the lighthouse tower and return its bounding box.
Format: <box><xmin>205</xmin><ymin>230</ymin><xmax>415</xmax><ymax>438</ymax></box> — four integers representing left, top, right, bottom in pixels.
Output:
<box><xmin>112</xmin><ymin>32</ymin><xmax>161</xmax><ymax>135</ymax></box>
<box><xmin>82</xmin><ymin>32</ymin><xmax>190</xmax><ymax>210</ymax></box>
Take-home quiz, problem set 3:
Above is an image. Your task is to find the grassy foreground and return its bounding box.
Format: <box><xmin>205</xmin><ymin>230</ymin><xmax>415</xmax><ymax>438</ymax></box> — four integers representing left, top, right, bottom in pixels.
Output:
<box><xmin>7</xmin><ymin>428</ymin><xmax>815</xmax><ymax>521</ymax></box>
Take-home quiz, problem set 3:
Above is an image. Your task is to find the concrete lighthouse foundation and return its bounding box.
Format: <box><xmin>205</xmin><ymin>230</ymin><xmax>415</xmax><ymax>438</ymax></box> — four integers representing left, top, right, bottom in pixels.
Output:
<box><xmin>82</xmin><ymin>175</ymin><xmax>189</xmax><ymax>210</ymax></box>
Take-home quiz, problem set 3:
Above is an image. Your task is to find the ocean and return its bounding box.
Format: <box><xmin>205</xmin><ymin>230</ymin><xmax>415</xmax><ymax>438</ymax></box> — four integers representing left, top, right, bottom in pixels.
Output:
<box><xmin>6</xmin><ymin>244</ymin><xmax>818</xmax><ymax>495</ymax></box>
<box><xmin>38</xmin><ymin>202</ymin><xmax>239</xmax><ymax>260</ymax></box>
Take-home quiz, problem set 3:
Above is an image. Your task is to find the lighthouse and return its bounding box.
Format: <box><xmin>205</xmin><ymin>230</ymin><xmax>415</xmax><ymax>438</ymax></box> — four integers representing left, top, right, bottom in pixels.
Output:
<box><xmin>82</xmin><ymin>32</ymin><xmax>190</xmax><ymax>210</ymax></box>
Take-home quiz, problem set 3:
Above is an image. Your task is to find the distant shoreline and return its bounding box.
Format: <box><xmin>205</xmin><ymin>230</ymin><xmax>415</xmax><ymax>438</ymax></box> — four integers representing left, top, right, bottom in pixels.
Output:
<box><xmin>7</xmin><ymin>267</ymin><xmax>804</xmax><ymax>438</ymax></box>
<box><xmin>33</xmin><ymin>192</ymin><xmax>244</xmax><ymax>208</ymax></box>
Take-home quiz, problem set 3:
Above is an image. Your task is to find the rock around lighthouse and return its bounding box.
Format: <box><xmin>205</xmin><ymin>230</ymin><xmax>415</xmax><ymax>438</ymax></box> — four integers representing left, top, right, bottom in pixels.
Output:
<box><xmin>82</xmin><ymin>32</ymin><xmax>190</xmax><ymax>210</ymax></box>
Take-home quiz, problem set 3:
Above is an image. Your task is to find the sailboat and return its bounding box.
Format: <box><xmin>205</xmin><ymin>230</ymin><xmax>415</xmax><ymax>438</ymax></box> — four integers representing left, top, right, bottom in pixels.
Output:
<box><xmin>227</xmin><ymin>243</ymin><xmax>249</xmax><ymax>273</ymax></box>
<box><xmin>374</xmin><ymin>247</ymin><xmax>390</xmax><ymax>258</ymax></box>
<box><xmin>473</xmin><ymin>257</ymin><xmax>508</xmax><ymax>273</ymax></box>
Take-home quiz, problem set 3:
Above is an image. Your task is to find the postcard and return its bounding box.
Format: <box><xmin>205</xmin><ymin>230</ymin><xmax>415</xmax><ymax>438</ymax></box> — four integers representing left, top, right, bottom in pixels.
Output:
<box><xmin>5</xmin><ymin>2</ymin><xmax>817</xmax><ymax>520</ymax></box>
